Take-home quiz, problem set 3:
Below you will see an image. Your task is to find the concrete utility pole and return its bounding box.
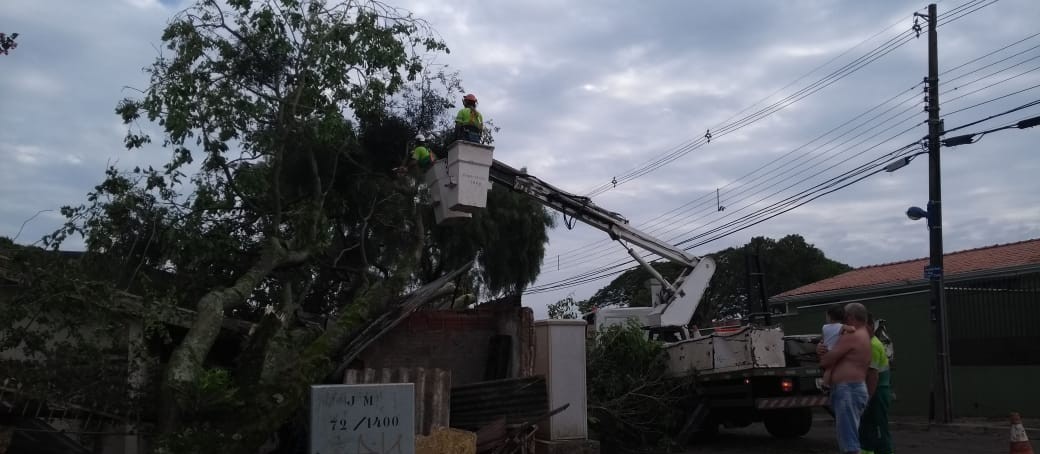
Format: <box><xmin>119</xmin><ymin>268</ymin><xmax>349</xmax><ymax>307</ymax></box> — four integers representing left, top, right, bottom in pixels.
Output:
<box><xmin>922</xmin><ymin>3</ymin><xmax>954</xmax><ymax>424</ymax></box>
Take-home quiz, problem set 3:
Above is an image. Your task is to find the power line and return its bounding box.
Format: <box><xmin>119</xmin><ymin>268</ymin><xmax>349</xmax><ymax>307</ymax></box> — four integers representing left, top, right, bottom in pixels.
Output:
<box><xmin>672</xmin><ymin>128</ymin><xmax>924</xmax><ymax>249</ymax></box>
<box><xmin>944</xmin><ymin>63</ymin><xmax>1040</xmax><ymax>105</ymax></box>
<box><xmin>944</xmin><ymin>81</ymin><xmax>1040</xmax><ymax>117</ymax></box>
<box><xmin>936</xmin><ymin>0</ymin><xmax>1001</xmax><ymax>27</ymax></box>
<box><xmin>582</xmin><ymin>28</ymin><xmax>923</xmax><ymax>197</ymax></box>
<box><xmin>533</xmin><ymin>0</ymin><xmax>1017</xmax><ymax>290</ymax></box>
<box><xmin>543</xmin><ymin>29</ymin><xmax>1038</xmax><ymax>275</ymax></box>
<box><xmin>941</xmin><ymin>113</ymin><xmax>1040</xmax><ymax>146</ymax></box>
<box><xmin>527</xmin><ymin>134</ymin><xmax>925</xmax><ymax>294</ymax></box>
<box><xmin>941</xmin><ymin>31</ymin><xmax>1040</xmax><ymax>76</ymax></box>
<box><xmin>529</xmin><ymin>140</ymin><xmax>922</xmax><ymax>294</ymax></box>
<box><xmin>943</xmin><ymin>42</ymin><xmax>1040</xmax><ymax>86</ymax></box>
<box><xmin>528</xmin><ymin>95</ymin><xmax>1028</xmax><ymax>294</ymax></box>
<box><xmin>544</xmin><ymin>1</ymin><xmax>1015</xmax><ymax>268</ymax></box>
<box><xmin>586</xmin><ymin>29</ymin><xmax>920</xmax><ymax>197</ymax></box>
<box><xmin>540</xmin><ymin>91</ymin><xmax>924</xmax><ymax>274</ymax></box>
<box><xmin>541</xmin><ymin>83</ymin><xmax>923</xmax><ymax>270</ymax></box>
<box><xmin>943</xmin><ymin>97</ymin><xmax>1040</xmax><ymax>134</ymax></box>
<box><xmin>943</xmin><ymin>56</ymin><xmax>1040</xmax><ymax>100</ymax></box>
<box><xmin>581</xmin><ymin>0</ymin><xmax>997</xmax><ymax>198</ymax></box>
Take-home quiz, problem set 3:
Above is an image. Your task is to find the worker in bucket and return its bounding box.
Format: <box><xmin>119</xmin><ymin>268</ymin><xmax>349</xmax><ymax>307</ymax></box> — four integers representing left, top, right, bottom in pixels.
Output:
<box><xmin>454</xmin><ymin>93</ymin><xmax>483</xmax><ymax>142</ymax></box>
<box><xmin>395</xmin><ymin>133</ymin><xmax>436</xmax><ymax>176</ymax></box>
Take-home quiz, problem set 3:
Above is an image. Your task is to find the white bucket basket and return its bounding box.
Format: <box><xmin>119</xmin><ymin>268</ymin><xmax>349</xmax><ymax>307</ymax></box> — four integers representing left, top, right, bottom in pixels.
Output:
<box><xmin>424</xmin><ymin>161</ymin><xmax>471</xmax><ymax>224</ymax></box>
<box><xmin>444</xmin><ymin>141</ymin><xmax>494</xmax><ymax>212</ymax></box>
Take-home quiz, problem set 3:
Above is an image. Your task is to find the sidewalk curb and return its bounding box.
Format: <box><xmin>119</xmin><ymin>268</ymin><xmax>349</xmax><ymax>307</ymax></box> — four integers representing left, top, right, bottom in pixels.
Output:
<box><xmin>814</xmin><ymin>417</ymin><xmax>1040</xmax><ymax>437</ymax></box>
<box><xmin>888</xmin><ymin>420</ymin><xmax>1040</xmax><ymax>437</ymax></box>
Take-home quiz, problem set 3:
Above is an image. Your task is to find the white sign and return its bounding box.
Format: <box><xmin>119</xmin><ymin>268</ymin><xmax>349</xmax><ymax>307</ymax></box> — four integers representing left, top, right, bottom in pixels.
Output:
<box><xmin>309</xmin><ymin>383</ymin><xmax>415</xmax><ymax>454</ymax></box>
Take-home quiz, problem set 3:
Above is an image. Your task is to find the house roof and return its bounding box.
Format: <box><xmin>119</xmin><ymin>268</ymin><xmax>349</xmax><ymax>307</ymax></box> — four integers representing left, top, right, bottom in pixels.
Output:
<box><xmin>773</xmin><ymin>238</ymin><xmax>1040</xmax><ymax>301</ymax></box>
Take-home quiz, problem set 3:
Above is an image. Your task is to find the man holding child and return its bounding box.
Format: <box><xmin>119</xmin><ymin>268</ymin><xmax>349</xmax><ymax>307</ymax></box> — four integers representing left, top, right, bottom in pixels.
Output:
<box><xmin>817</xmin><ymin>302</ymin><xmax>872</xmax><ymax>454</ymax></box>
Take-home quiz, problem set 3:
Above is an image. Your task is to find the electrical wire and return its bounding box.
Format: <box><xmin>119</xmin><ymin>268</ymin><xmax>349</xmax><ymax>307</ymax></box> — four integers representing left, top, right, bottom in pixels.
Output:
<box><xmin>941</xmin><ymin>113</ymin><xmax>1040</xmax><ymax>146</ymax></box>
<box><xmin>528</xmin><ymin>142</ymin><xmax>920</xmax><ymax>293</ymax></box>
<box><xmin>943</xmin><ymin>97</ymin><xmax>1040</xmax><ymax>134</ymax></box>
<box><xmin>533</xmin><ymin>0</ymin><xmax>1018</xmax><ymax>290</ymax></box>
<box><xmin>527</xmin><ymin>135</ymin><xmax>925</xmax><ymax>294</ymax></box>
<box><xmin>540</xmin><ymin>58</ymin><xmax>1027</xmax><ymax>280</ymax></box>
<box><xmin>944</xmin><ymin>63</ymin><xmax>1040</xmax><ymax>105</ymax></box>
<box><xmin>533</xmin><ymin>97</ymin><xmax>930</xmax><ymax>288</ymax></box>
<box><xmin>581</xmin><ymin>28</ymin><xmax>920</xmax><ymax>197</ymax></box>
<box><xmin>580</xmin><ymin>0</ymin><xmax>997</xmax><ymax>199</ymax></box>
<box><xmin>585</xmin><ymin>29</ymin><xmax>920</xmax><ymax>197</ymax></box>
<box><xmin>671</xmin><ymin>127</ymin><xmax>924</xmax><ymax>249</ymax></box>
<box><xmin>541</xmin><ymin>83</ymin><xmax>924</xmax><ymax>270</ymax></box>
<box><xmin>941</xmin><ymin>31</ymin><xmax>1040</xmax><ymax>76</ymax></box>
<box><xmin>944</xmin><ymin>81</ymin><xmax>1040</xmax><ymax>117</ymax></box>
<box><xmin>943</xmin><ymin>42</ymin><xmax>1040</xmax><ymax>86</ymax></box>
<box><xmin>936</xmin><ymin>0</ymin><xmax>1001</xmax><ymax>27</ymax></box>
<box><xmin>540</xmin><ymin>90</ymin><xmax>924</xmax><ymax>273</ymax></box>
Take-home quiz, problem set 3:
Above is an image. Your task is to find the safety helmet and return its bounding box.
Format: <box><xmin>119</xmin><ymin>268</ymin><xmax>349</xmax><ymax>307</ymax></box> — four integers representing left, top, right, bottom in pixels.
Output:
<box><xmin>463</xmin><ymin>93</ymin><xmax>477</xmax><ymax>103</ymax></box>
<box><xmin>415</xmin><ymin>133</ymin><xmax>426</xmax><ymax>142</ymax></box>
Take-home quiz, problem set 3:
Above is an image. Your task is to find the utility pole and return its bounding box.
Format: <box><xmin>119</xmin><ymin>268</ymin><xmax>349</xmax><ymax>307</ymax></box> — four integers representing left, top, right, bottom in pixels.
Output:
<box><xmin>921</xmin><ymin>3</ymin><xmax>954</xmax><ymax>424</ymax></box>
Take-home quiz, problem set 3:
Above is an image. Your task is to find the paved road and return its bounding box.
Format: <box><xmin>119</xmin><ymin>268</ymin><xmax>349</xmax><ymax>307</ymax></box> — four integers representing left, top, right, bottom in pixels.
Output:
<box><xmin>685</xmin><ymin>419</ymin><xmax>1033</xmax><ymax>453</ymax></box>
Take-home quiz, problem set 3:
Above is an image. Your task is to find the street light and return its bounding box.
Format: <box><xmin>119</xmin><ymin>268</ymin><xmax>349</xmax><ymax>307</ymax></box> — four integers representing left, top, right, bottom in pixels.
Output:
<box><xmin>906</xmin><ymin>206</ymin><xmax>929</xmax><ymax>221</ymax></box>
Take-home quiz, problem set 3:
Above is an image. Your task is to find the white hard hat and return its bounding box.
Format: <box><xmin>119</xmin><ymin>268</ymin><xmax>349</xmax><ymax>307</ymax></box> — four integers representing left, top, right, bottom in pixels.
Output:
<box><xmin>415</xmin><ymin>133</ymin><xmax>426</xmax><ymax>141</ymax></box>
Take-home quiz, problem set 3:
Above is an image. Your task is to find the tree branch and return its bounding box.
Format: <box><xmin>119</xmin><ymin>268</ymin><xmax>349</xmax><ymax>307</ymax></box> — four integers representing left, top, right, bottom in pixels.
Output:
<box><xmin>157</xmin><ymin>239</ymin><xmax>309</xmax><ymax>433</ymax></box>
<box><xmin>219</xmin><ymin>261</ymin><xmax>472</xmax><ymax>454</ymax></box>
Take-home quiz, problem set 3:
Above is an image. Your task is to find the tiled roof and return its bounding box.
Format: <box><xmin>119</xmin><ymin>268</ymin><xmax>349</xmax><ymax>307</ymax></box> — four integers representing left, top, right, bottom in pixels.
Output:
<box><xmin>774</xmin><ymin>238</ymin><xmax>1040</xmax><ymax>299</ymax></box>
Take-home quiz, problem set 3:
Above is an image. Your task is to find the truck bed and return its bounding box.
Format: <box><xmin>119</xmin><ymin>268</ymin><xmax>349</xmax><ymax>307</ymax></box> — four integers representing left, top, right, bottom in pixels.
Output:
<box><xmin>695</xmin><ymin>365</ymin><xmax>822</xmax><ymax>383</ymax></box>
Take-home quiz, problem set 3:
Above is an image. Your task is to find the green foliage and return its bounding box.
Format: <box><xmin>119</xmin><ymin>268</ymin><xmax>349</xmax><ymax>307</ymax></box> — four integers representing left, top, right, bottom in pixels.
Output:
<box><xmin>584</xmin><ymin>234</ymin><xmax>851</xmax><ymax>325</ymax></box>
<box><xmin>587</xmin><ymin>262</ymin><xmax>685</xmax><ymax>309</ymax></box>
<box><xmin>703</xmin><ymin>234</ymin><xmax>852</xmax><ymax>320</ymax></box>
<box><xmin>2</xmin><ymin>1</ymin><xmax>555</xmax><ymax>451</ymax></box>
<box><xmin>586</xmin><ymin>321</ymin><xmax>689</xmax><ymax>451</ymax></box>
<box><xmin>177</xmin><ymin>367</ymin><xmax>242</xmax><ymax>416</ymax></box>
<box><xmin>0</xmin><ymin>32</ymin><xmax>17</xmax><ymax>56</ymax></box>
<box><xmin>0</xmin><ymin>239</ymin><xmax>143</xmax><ymax>415</ymax></box>
<box><xmin>426</xmin><ymin>181</ymin><xmax>556</xmax><ymax>298</ymax></box>
<box><xmin>547</xmin><ymin>296</ymin><xmax>595</xmax><ymax>319</ymax></box>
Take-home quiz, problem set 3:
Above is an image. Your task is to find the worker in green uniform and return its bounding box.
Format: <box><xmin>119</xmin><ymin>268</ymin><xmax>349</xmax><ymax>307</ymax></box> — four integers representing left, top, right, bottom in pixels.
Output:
<box><xmin>411</xmin><ymin>134</ymin><xmax>435</xmax><ymax>170</ymax></box>
<box><xmin>859</xmin><ymin>313</ymin><xmax>893</xmax><ymax>454</ymax></box>
<box><xmin>395</xmin><ymin>134</ymin><xmax>436</xmax><ymax>176</ymax></box>
<box><xmin>454</xmin><ymin>93</ymin><xmax>483</xmax><ymax>142</ymax></box>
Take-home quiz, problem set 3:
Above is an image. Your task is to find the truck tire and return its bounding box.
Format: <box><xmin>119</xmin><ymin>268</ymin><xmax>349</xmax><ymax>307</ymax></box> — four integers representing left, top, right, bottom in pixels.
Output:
<box><xmin>762</xmin><ymin>408</ymin><xmax>812</xmax><ymax>439</ymax></box>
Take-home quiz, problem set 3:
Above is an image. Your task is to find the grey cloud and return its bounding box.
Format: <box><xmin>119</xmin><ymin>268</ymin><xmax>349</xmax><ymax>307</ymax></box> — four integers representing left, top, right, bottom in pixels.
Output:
<box><xmin>3</xmin><ymin>0</ymin><xmax>1039</xmax><ymax>320</ymax></box>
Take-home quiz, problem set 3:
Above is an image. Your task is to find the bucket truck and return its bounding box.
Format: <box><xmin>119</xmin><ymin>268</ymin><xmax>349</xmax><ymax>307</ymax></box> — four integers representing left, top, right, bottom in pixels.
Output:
<box><xmin>425</xmin><ymin>141</ymin><xmax>831</xmax><ymax>440</ymax></box>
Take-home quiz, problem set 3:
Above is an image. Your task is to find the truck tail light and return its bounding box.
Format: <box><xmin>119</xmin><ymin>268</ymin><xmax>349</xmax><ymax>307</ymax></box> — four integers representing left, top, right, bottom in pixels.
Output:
<box><xmin>781</xmin><ymin>378</ymin><xmax>794</xmax><ymax>393</ymax></box>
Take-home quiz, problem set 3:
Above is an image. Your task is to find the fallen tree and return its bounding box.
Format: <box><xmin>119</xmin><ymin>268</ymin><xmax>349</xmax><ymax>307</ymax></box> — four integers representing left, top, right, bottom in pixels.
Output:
<box><xmin>0</xmin><ymin>1</ymin><xmax>553</xmax><ymax>452</ymax></box>
<box><xmin>586</xmin><ymin>321</ymin><xmax>692</xmax><ymax>453</ymax></box>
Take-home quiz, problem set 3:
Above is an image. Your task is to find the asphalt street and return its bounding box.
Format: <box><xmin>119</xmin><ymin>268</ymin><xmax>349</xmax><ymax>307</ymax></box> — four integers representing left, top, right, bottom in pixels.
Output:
<box><xmin>683</xmin><ymin>418</ymin><xmax>1033</xmax><ymax>454</ymax></box>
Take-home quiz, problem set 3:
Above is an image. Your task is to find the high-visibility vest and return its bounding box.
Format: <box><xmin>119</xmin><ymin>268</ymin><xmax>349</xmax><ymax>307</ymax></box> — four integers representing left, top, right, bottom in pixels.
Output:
<box><xmin>455</xmin><ymin>107</ymin><xmax>483</xmax><ymax>129</ymax></box>
<box><xmin>412</xmin><ymin>146</ymin><xmax>433</xmax><ymax>168</ymax></box>
<box><xmin>870</xmin><ymin>336</ymin><xmax>891</xmax><ymax>387</ymax></box>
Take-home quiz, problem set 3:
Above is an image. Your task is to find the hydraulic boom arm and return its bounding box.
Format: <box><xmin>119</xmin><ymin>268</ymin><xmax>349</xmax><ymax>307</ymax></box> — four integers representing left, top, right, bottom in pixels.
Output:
<box><xmin>489</xmin><ymin>160</ymin><xmax>716</xmax><ymax>329</ymax></box>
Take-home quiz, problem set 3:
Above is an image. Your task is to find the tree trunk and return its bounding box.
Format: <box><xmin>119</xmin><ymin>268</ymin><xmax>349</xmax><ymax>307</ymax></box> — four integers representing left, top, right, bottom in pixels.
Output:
<box><xmin>156</xmin><ymin>241</ymin><xmax>306</xmax><ymax>435</ymax></box>
<box><xmin>213</xmin><ymin>264</ymin><xmax>469</xmax><ymax>454</ymax></box>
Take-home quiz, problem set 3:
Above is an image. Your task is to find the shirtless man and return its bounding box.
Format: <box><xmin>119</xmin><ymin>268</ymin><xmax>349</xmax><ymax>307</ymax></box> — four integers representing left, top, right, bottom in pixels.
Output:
<box><xmin>817</xmin><ymin>302</ymin><xmax>872</xmax><ymax>454</ymax></box>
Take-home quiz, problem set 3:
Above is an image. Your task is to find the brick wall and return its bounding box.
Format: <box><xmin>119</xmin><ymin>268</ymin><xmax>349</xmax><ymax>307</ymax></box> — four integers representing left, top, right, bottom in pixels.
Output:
<box><xmin>355</xmin><ymin>305</ymin><xmax>533</xmax><ymax>386</ymax></box>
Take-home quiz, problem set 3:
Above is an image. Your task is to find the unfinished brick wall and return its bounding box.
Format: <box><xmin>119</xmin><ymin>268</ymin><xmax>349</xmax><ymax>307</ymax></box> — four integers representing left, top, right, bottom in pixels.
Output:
<box><xmin>354</xmin><ymin>305</ymin><xmax>533</xmax><ymax>386</ymax></box>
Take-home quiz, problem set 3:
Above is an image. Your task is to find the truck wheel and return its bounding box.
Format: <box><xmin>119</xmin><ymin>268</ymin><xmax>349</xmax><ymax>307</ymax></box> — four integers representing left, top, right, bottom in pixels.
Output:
<box><xmin>763</xmin><ymin>408</ymin><xmax>812</xmax><ymax>439</ymax></box>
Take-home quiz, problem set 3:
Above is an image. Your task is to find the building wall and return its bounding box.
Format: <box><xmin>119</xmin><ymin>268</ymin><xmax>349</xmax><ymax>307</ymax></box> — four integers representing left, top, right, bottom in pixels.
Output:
<box><xmin>355</xmin><ymin>306</ymin><xmax>533</xmax><ymax>386</ymax></box>
<box><xmin>776</xmin><ymin>276</ymin><xmax>1040</xmax><ymax>418</ymax></box>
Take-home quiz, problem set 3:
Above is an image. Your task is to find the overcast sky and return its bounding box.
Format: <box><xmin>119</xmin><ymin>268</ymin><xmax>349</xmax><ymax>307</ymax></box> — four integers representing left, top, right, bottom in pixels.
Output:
<box><xmin>3</xmin><ymin>0</ymin><xmax>1039</xmax><ymax>319</ymax></box>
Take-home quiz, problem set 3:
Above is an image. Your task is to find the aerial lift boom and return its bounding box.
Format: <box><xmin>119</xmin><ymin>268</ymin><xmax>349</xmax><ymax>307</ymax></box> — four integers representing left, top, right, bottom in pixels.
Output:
<box><xmin>488</xmin><ymin>160</ymin><xmax>716</xmax><ymax>333</ymax></box>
